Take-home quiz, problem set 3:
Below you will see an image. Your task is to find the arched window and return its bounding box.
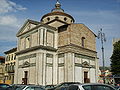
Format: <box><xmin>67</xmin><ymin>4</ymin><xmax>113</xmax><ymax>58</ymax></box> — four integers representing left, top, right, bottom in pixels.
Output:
<box><xmin>81</xmin><ymin>37</ymin><xmax>85</xmax><ymax>47</ymax></box>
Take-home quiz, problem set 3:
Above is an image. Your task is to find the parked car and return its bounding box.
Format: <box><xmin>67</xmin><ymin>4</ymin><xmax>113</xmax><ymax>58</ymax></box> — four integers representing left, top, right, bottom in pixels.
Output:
<box><xmin>0</xmin><ymin>83</ymin><xmax>11</xmax><ymax>90</ymax></box>
<box><xmin>114</xmin><ymin>86</ymin><xmax>119</xmax><ymax>89</ymax></box>
<box><xmin>67</xmin><ymin>83</ymin><xmax>116</xmax><ymax>90</ymax></box>
<box><xmin>54</xmin><ymin>86</ymin><xmax>68</xmax><ymax>90</ymax></box>
<box><xmin>117</xmin><ymin>87</ymin><xmax>120</xmax><ymax>90</ymax></box>
<box><xmin>115</xmin><ymin>86</ymin><xmax>120</xmax><ymax>90</ymax></box>
<box><xmin>45</xmin><ymin>85</ymin><xmax>56</xmax><ymax>90</ymax></box>
<box><xmin>10</xmin><ymin>84</ymin><xmax>45</xmax><ymax>90</ymax></box>
<box><xmin>49</xmin><ymin>82</ymin><xmax>81</xmax><ymax>90</ymax></box>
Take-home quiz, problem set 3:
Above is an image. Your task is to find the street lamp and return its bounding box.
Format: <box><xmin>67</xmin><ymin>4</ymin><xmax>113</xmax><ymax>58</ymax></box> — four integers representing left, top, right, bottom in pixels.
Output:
<box><xmin>98</xmin><ymin>28</ymin><xmax>106</xmax><ymax>83</ymax></box>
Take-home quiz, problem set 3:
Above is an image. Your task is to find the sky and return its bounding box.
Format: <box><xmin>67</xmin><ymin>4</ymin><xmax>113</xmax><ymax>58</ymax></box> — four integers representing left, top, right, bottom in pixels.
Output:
<box><xmin>0</xmin><ymin>0</ymin><xmax>120</xmax><ymax>66</ymax></box>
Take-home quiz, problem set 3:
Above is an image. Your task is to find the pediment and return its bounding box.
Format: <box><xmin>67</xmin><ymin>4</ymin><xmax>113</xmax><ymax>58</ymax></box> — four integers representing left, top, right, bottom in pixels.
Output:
<box><xmin>17</xmin><ymin>19</ymin><xmax>40</xmax><ymax>37</ymax></box>
<box><xmin>82</xmin><ymin>61</ymin><xmax>92</xmax><ymax>68</ymax></box>
<box><xmin>46</xmin><ymin>19</ymin><xmax>68</xmax><ymax>28</ymax></box>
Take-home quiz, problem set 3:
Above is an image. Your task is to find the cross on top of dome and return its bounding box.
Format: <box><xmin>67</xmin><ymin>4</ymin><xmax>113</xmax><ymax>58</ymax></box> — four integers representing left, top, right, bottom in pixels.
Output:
<box><xmin>56</xmin><ymin>0</ymin><xmax>60</xmax><ymax>5</ymax></box>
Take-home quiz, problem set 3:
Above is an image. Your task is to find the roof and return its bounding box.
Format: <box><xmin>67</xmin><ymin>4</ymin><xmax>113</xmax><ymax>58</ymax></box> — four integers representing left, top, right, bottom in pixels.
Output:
<box><xmin>70</xmin><ymin>23</ymin><xmax>97</xmax><ymax>37</ymax></box>
<box><xmin>4</xmin><ymin>47</ymin><xmax>17</xmax><ymax>54</ymax></box>
<box><xmin>0</xmin><ymin>56</ymin><xmax>5</xmax><ymax>60</ymax></box>
<box><xmin>17</xmin><ymin>20</ymin><xmax>57</xmax><ymax>37</ymax></box>
<box><xmin>16</xmin><ymin>19</ymin><xmax>40</xmax><ymax>36</ymax></box>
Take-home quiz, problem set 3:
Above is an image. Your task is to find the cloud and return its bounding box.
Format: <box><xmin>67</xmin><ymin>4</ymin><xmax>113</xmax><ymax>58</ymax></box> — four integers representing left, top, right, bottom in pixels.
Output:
<box><xmin>0</xmin><ymin>15</ymin><xmax>21</xmax><ymax>27</ymax></box>
<box><xmin>0</xmin><ymin>0</ymin><xmax>27</xmax><ymax>14</ymax></box>
<box><xmin>0</xmin><ymin>0</ymin><xmax>26</xmax><ymax>44</ymax></box>
<box><xmin>0</xmin><ymin>0</ymin><xmax>27</xmax><ymax>27</ymax></box>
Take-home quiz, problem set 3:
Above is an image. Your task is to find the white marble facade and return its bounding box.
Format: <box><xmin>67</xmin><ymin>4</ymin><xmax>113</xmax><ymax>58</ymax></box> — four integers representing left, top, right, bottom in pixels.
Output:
<box><xmin>14</xmin><ymin>1</ymin><xmax>99</xmax><ymax>85</ymax></box>
<box><xmin>15</xmin><ymin>50</ymin><xmax>98</xmax><ymax>85</ymax></box>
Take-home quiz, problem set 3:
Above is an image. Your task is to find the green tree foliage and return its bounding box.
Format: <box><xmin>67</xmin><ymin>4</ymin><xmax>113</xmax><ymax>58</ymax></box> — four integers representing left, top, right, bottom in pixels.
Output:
<box><xmin>111</xmin><ymin>40</ymin><xmax>120</xmax><ymax>75</ymax></box>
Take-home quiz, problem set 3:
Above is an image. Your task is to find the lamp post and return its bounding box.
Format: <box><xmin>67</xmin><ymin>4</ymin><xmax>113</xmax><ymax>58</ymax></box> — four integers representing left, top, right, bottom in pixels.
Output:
<box><xmin>98</xmin><ymin>28</ymin><xmax>106</xmax><ymax>83</ymax></box>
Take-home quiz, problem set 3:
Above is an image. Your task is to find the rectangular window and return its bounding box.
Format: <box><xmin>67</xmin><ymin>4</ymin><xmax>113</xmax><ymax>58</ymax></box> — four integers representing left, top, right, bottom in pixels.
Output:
<box><xmin>14</xmin><ymin>55</ymin><xmax>16</xmax><ymax>60</ymax></box>
<box><xmin>25</xmin><ymin>36</ymin><xmax>30</xmax><ymax>48</ymax></box>
<box><xmin>31</xmin><ymin>31</ymin><xmax>38</xmax><ymax>47</ymax></box>
<box><xmin>9</xmin><ymin>55</ymin><xmax>10</xmax><ymax>61</ymax></box>
<box><xmin>11</xmin><ymin>54</ymin><xmax>13</xmax><ymax>60</ymax></box>
<box><xmin>6</xmin><ymin>56</ymin><xmax>8</xmax><ymax>61</ymax></box>
<box><xmin>20</xmin><ymin>37</ymin><xmax>25</xmax><ymax>50</ymax></box>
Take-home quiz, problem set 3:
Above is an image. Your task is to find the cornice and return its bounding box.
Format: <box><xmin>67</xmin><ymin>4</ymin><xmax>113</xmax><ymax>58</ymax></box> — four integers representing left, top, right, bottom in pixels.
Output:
<box><xmin>46</xmin><ymin>18</ymin><xmax>68</xmax><ymax>25</ymax></box>
<box><xmin>16</xmin><ymin>45</ymin><xmax>57</xmax><ymax>55</ymax></box>
<box><xmin>16</xmin><ymin>19</ymin><xmax>40</xmax><ymax>36</ymax></box>
<box><xmin>4</xmin><ymin>47</ymin><xmax>17</xmax><ymax>54</ymax></box>
<box><xmin>58</xmin><ymin>43</ymin><xmax>97</xmax><ymax>57</ymax></box>
<box><xmin>17</xmin><ymin>23</ymin><xmax>57</xmax><ymax>37</ymax></box>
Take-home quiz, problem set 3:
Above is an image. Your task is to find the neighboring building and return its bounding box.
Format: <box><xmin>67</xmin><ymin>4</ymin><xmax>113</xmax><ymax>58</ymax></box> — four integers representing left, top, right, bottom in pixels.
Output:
<box><xmin>14</xmin><ymin>1</ymin><xmax>99</xmax><ymax>85</ymax></box>
<box><xmin>98</xmin><ymin>68</ymin><xmax>114</xmax><ymax>84</ymax></box>
<box><xmin>0</xmin><ymin>56</ymin><xmax>5</xmax><ymax>83</ymax></box>
<box><xmin>4</xmin><ymin>47</ymin><xmax>17</xmax><ymax>84</ymax></box>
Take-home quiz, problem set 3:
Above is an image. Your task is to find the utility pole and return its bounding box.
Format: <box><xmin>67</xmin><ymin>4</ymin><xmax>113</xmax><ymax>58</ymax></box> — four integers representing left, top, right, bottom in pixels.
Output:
<box><xmin>98</xmin><ymin>28</ymin><xmax>106</xmax><ymax>83</ymax></box>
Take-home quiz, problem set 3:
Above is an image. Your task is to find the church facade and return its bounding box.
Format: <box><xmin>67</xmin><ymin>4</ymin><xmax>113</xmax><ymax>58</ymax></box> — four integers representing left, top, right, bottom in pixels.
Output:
<box><xmin>14</xmin><ymin>1</ymin><xmax>99</xmax><ymax>85</ymax></box>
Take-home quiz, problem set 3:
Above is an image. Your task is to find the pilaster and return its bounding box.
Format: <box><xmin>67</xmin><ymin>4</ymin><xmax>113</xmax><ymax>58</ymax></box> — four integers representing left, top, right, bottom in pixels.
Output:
<box><xmin>42</xmin><ymin>53</ymin><xmax>46</xmax><ymax>85</ymax></box>
<box><xmin>64</xmin><ymin>52</ymin><xmax>74</xmax><ymax>82</ymax></box>
<box><xmin>14</xmin><ymin>56</ymin><xmax>19</xmax><ymax>84</ymax></box>
<box><xmin>39</xmin><ymin>28</ymin><xmax>43</xmax><ymax>45</ymax></box>
<box><xmin>44</xmin><ymin>28</ymin><xmax>47</xmax><ymax>46</ymax></box>
<box><xmin>54</xmin><ymin>31</ymin><xmax>58</xmax><ymax>49</ymax></box>
<box><xmin>53</xmin><ymin>54</ymin><xmax>58</xmax><ymax>84</ymax></box>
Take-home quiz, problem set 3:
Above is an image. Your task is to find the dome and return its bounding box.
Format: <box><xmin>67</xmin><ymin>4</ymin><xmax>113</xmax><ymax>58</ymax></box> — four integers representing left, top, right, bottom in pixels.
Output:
<box><xmin>41</xmin><ymin>0</ymin><xmax>75</xmax><ymax>26</ymax></box>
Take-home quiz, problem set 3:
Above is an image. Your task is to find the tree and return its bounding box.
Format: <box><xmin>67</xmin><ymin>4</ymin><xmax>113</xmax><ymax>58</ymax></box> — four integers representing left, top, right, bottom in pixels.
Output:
<box><xmin>111</xmin><ymin>40</ymin><xmax>120</xmax><ymax>83</ymax></box>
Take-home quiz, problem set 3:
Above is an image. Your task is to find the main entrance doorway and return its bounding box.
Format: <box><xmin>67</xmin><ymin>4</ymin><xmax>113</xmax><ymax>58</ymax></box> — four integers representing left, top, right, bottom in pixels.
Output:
<box><xmin>84</xmin><ymin>71</ymin><xmax>90</xmax><ymax>83</ymax></box>
<box><xmin>22</xmin><ymin>71</ymin><xmax>28</xmax><ymax>84</ymax></box>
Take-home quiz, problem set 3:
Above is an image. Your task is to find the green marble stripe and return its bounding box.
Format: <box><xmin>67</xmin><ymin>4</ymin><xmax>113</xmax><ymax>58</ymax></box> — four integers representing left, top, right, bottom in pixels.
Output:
<box><xmin>46</xmin><ymin>53</ymin><xmax>53</xmax><ymax>58</ymax></box>
<box><xmin>75</xmin><ymin>63</ymin><xmax>95</xmax><ymax>68</ymax></box>
<box><xmin>75</xmin><ymin>53</ymin><xmax>95</xmax><ymax>61</ymax></box>
<box><xmin>75</xmin><ymin>63</ymin><xmax>82</xmax><ymax>67</ymax></box>
<box><xmin>58</xmin><ymin>53</ymin><xmax>64</xmax><ymax>58</ymax></box>
<box><xmin>47</xmin><ymin>29</ymin><xmax>54</xmax><ymax>33</ymax></box>
<box><xmin>46</xmin><ymin>63</ymin><xmax>53</xmax><ymax>67</ymax></box>
<box><xmin>18</xmin><ymin>63</ymin><xmax>36</xmax><ymax>68</ymax></box>
<box><xmin>91</xmin><ymin>65</ymin><xmax>95</xmax><ymax>68</ymax></box>
<box><xmin>18</xmin><ymin>53</ymin><xmax>36</xmax><ymax>60</ymax></box>
<box><xmin>58</xmin><ymin>63</ymin><xmax>64</xmax><ymax>67</ymax></box>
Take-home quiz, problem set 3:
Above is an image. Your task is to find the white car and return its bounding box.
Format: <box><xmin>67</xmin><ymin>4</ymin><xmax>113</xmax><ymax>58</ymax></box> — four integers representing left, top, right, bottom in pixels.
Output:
<box><xmin>14</xmin><ymin>84</ymin><xmax>45</xmax><ymax>90</ymax></box>
<box><xmin>116</xmin><ymin>87</ymin><xmax>120</xmax><ymax>90</ymax></box>
<box><xmin>67</xmin><ymin>83</ymin><xmax>116</xmax><ymax>90</ymax></box>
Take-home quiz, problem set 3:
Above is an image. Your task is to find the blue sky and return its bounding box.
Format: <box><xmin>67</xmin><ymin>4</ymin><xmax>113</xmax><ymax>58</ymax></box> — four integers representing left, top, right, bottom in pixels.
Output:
<box><xmin>0</xmin><ymin>0</ymin><xmax>120</xmax><ymax>66</ymax></box>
